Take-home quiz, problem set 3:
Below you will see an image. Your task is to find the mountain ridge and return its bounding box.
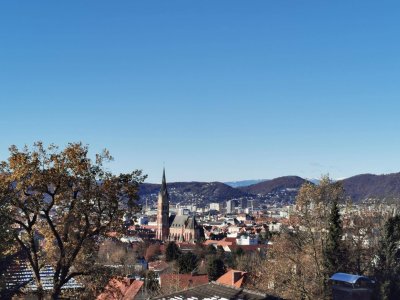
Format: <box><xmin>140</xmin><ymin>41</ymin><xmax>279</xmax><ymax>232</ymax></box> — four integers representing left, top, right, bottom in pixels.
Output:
<box><xmin>139</xmin><ymin>172</ymin><xmax>400</xmax><ymax>206</ymax></box>
<box><xmin>238</xmin><ymin>176</ymin><xmax>309</xmax><ymax>195</ymax></box>
<box><xmin>340</xmin><ymin>172</ymin><xmax>400</xmax><ymax>202</ymax></box>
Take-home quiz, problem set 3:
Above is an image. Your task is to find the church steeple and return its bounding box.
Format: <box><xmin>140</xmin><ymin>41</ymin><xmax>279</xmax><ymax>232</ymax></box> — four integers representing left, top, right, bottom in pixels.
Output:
<box><xmin>160</xmin><ymin>168</ymin><xmax>168</xmax><ymax>196</ymax></box>
<box><xmin>156</xmin><ymin>168</ymin><xmax>170</xmax><ymax>241</ymax></box>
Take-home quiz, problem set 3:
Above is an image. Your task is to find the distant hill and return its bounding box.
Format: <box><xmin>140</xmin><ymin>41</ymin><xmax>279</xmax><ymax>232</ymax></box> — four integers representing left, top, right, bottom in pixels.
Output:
<box><xmin>342</xmin><ymin>173</ymin><xmax>400</xmax><ymax>202</ymax></box>
<box><xmin>139</xmin><ymin>181</ymin><xmax>248</xmax><ymax>204</ymax></box>
<box><xmin>238</xmin><ymin>176</ymin><xmax>310</xmax><ymax>196</ymax></box>
<box><xmin>224</xmin><ymin>179</ymin><xmax>268</xmax><ymax>188</ymax></box>
<box><xmin>138</xmin><ymin>173</ymin><xmax>400</xmax><ymax>206</ymax></box>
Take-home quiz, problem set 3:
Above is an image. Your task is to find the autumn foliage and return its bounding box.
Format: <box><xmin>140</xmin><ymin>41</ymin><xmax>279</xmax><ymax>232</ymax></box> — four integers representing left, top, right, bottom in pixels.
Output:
<box><xmin>0</xmin><ymin>142</ymin><xmax>146</xmax><ymax>299</ymax></box>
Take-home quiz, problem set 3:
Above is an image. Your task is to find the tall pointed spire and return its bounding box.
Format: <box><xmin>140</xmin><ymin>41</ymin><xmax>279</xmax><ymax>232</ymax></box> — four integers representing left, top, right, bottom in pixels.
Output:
<box><xmin>160</xmin><ymin>167</ymin><xmax>168</xmax><ymax>196</ymax></box>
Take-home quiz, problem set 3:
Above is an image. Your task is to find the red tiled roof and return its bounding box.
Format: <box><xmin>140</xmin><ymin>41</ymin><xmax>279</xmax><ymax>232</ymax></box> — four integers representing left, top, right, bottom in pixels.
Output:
<box><xmin>160</xmin><ymin>274</ymin><xmax>208</xmax><ymax>290</ymax></box>
<box><xmin>106</xmin><ymin>232</ymin><xmax>118</xmax><ymax>238</ymax></box>
<box><xmin>204</xmin><ymin>237</ymin><xmax>237</xmax><ymax>247</ymax></box>
<box><xmin>140</xmin><ymin>225</ymin><xmax>157</xmax><ymax>230</ymax></box>
<box><xmin>224</xmin><ymin>237</ymin><xmax>237</xmax><ymax>243</ymax></box>
<box><xmin>149</xmin><ymin>260</ymin><xmax>170</xmax><ymax>272</ymax></box>
<box><xmin>216</xmin><ymin>269</ymin><xmax>247</xmax><ymax>288</ymax></box>
<box><xmin>96</xmin><ymin>278</ymin><xmax>144</xmax><ymax>300</ymax></box>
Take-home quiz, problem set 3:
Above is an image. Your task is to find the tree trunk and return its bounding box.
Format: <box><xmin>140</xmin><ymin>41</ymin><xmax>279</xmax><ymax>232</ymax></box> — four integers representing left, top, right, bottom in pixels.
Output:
<box><xmin>36</xmin><ymin>286</ymin><xmax>44</xmax><ymax>300</ymax></box>
<box><xmin>51</xmin><ymin>284</ymin><xmax>62</xmax><ymax>300</ymax></box>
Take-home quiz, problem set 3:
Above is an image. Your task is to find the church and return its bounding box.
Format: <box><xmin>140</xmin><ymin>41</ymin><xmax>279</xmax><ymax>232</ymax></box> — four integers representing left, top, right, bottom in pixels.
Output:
<box><xmin>156</xmin><ymin>169</ymin><xmax>202</xmax><ymax>243</ymax></box>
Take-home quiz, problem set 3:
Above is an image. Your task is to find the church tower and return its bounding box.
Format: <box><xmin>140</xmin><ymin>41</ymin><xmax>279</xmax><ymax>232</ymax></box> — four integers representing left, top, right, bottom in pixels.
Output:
<box><xmin>156</xmin><ymin>168</ymin><xmax>170</xmax><ymax>241</ymax></box>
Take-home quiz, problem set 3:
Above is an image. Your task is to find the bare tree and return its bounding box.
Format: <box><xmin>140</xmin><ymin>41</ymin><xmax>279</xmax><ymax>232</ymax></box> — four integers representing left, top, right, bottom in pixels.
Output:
<box><xmin>255</xmin><ymin>176</ymin><xmax>346</xmax><ymax>299</ymax></box>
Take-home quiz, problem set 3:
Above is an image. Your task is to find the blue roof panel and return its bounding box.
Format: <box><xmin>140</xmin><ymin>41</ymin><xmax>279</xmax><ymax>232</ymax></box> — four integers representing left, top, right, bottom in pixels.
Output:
<box><xmin>330</xmin><ymin>273</ymin><xmax>370</xmax><ymax>284</ymax></box>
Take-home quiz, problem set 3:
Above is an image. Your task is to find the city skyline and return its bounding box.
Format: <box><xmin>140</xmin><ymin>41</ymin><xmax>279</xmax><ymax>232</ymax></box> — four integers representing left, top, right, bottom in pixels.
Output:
<box><xmin>1</xmin><ymin>1</ymin><xmax>400</xmax><ymax>183</ymax></box>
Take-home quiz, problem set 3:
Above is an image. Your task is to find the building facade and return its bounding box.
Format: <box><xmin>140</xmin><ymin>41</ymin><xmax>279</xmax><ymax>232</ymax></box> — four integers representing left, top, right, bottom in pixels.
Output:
<box><xmin>156</xmin><ymin>169</ymin><xmax>203</xmax><ymax>243</ymax></box>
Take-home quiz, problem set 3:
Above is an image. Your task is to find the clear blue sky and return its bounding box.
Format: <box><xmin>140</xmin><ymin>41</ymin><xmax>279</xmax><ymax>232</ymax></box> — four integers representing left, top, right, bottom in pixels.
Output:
<box><xmin>1</xmin><ymin>1</ymin><xmax>400</xmax><ymax>183</ymax></box>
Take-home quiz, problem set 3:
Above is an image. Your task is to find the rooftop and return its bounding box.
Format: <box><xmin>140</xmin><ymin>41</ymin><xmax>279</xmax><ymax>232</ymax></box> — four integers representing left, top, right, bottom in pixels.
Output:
<box><xmin>216</xmin><ymin>269</ymin><xmax>247</xmax><ymax>288</ymax></box>
<box><xmin>330</xmin><ymin>272</ymin><xmax>372</xmax><ymax>284</ymax></box>
<box><xmin>152</xmin><ymin>281</ymin><xmax>280</xmax><ymax>300</ymax></box>
<box><xmin>96</xmin><ymin>277</ymin><xmax>144</xmax><ymax>300</ymax></box>
<box><xmin>160</xmin><ymin>274</ymin><xmax>209</xmax><ymax>291</ymax></box>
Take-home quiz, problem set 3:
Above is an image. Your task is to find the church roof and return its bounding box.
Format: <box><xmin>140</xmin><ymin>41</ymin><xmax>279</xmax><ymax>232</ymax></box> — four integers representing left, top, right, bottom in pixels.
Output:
<box><xmin>170</xmin><ymin>215</ymin><xmax>199</xmax><ymax>229</ymax></box>
<box><xmin>170</xmin><ymin>215</ymin><xmax>189</xmax><ymax>228</ymax></box>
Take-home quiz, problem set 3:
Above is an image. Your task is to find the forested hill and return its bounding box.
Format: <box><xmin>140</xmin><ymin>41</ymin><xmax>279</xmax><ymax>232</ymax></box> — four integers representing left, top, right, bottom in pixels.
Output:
<box><xmin>238</xmin><ymin>176</ymin><xmax>310</xmax><ymax>195</ymax></box>
<box><xmin>341</xmin><ymin>173</ymin><xmax>400</xmax><ymax>202</ymax></box>
<box><xmin>139</xmin><ymin>181</ymin><xmax>248</xmax><ymax>203</ymax></box>
<box><xmin>139</xmin><ymin>173</ymin><xmax>400</xmax><ymax>205</ymax></box>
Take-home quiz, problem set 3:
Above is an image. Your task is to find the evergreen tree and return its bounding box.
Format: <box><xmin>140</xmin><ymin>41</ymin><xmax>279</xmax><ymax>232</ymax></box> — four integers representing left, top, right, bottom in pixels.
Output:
<box><xmin>323</xmin><ymin>198</ymin><xmax>344</xmax><ymax>277</ymax></box>
<box><xmin>206</xmin><ymin>244</ymin><xmax>217</xmax><ymax>255</ymax></box>
<box><xmin>165</xmin><ymin>241</ymin><xmax>181</xmax><ymax>262</ymax></box>
<box><xmin>323</xmin><ymin>198</ymin><xmax>346</xmax><ymax>298</ymax></box>
<box><xmin>207</xmin><ymin>256</ymin><xmax>226</xmax><ymax>281</ymax></box>
<box><xmin>235</xmin><ymin>247</ymin><xmax>245</xmax><ymax>257</ymax></box>
<box><xmin>177</xmin><ymin>252</ymin><xmax>199</xmax><ymax>274</ymax></box>
<box><xmin>216</xmin><ymin>245</ymin><xmax>225</xmax><ymax>258</ymax></box>
<box><xmin>376</xmin><ymin>215</ymin><xmax>400</xmax><ymax>300</ymax></box>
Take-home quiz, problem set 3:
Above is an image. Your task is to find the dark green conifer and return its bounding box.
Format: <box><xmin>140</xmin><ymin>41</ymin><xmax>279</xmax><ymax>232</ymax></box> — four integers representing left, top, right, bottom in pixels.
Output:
<box><xmin>324</xmin><ymin>198</ymin><xmax>343</xmax><ymax>277</ymax></box>
<box><xmin>206</xmin><ymin>256</ymin><xmax>226</xmax><ymax>281</ymax></box>
<box><xmin>376</xmin><ymin>215</ymin><xmax>400</xmax><ymax>300</ymax></box>
<box><xmin>177</xmin><ymin>252</ymin><xmax>199</xmax><ymax>274</ymax></box>
<box><xmin>165</xmin><ymin>241</ymin><xmax>181</xmax><ymax>262</ymax></box>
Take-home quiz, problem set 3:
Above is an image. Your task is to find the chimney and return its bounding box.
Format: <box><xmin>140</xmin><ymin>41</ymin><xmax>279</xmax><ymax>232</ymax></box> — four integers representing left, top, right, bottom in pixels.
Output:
<box><xmin>232</xmin><ymin>271</ymin><xmax>242</xmax><ymax>285</ymax></box>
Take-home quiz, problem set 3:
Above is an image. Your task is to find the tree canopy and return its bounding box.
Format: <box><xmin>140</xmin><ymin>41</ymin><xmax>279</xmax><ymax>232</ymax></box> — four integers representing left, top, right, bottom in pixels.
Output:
<box><xmin>206</xmin><ymin>256</ymin><xmax>226</xmax><ymax>281</ymax></box>
<box><xmin>165</xmin><ymin>241</ymin><xmax>181</xmax><ymax>262</ymax></box>
<box><xmin>177</xmin><ymin>252</ymin><xmax>199</xmax><ymax>274</ymax></box>
<box><xmin>376</xmin><ymin>215</ymin><xmax>400</xmax><ymax>300</ymax></box>
<box><xmin>0</xmin><ymin>142</ymin><xmax>146</xmax><ymax>299</ymax></box>
<box><xmin>262</xmin><ymin>176</ymin><xmax>348</xmax><ymax>299</ymax></box>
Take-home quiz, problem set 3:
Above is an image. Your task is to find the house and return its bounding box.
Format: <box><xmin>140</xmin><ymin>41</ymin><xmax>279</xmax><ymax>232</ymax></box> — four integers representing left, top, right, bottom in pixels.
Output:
<box><xmin>136</xmin><ymin>258</ymin><xmax>148</xmax><ymax>271</ymax></box>
<box><xmin>236</xmin><ymin>235</ymin><xmax>258</xmax><ymax>245</ymax></box>
<box><xmin>148</xmin><ymin>260</ymin><xmax>170</xmax><ymax>275</ymax></box>
<box><xmin>97</xmin><ymin>277</ymin><xmax>144</xmax><ymax>300</ymax></box>
<box><xmin>159</xmin><ymin>273</ymin><xmax>208</xmax><ymax>292</ymax></box>
<box><xmin>216</xmin><ymin>269</ymin><xmax>247</xmax><ymax>288</ymax></box>
<box><xmin>204</xmin><ymin>237</ymin><xmax>236</xmax><ymax>248</ymax></box>
<box><xmin>176</xmin><ymin>242</ymin><xmax>198</xmax><ymax>253</ymax></box>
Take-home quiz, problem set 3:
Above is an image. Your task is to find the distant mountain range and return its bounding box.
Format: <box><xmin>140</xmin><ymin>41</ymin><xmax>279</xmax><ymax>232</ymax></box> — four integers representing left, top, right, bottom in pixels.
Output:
<box><xmin>139</xmin><ymin>173</ymin><xmax>400</xmax><ymax>206</ymax></box>
<box><xmin>224</xmin><ymin>179</ymin><xmax>268</xmax><ymax>188</ymax></box>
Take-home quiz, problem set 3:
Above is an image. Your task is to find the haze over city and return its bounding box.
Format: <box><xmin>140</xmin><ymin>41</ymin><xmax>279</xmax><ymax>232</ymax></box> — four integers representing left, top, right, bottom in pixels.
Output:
<box><xmin>1</xmin><ymin>1</ymin><xmax>400</xmax><ymax>183</ymax></box>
